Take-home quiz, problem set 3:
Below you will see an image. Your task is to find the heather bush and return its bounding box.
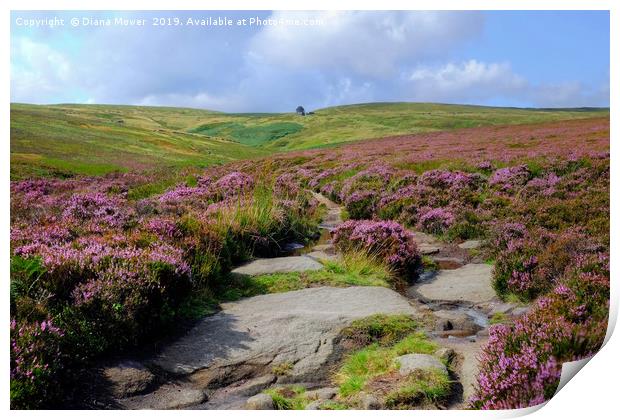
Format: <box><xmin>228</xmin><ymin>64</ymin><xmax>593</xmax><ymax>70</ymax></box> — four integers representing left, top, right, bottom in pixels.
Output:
<box><xmin>344</xmin><ymin>190</ymin><xmax>377</xmax><ymax>219</ymax></box>
<box><xmin>331</xmin><ymin>220</ymin><xmax>420</xmax><ymax>277</ymax></box>
<box><xmin>471</xmin><ymin>253</ymin><xmax>609</xmax><ymax>409</ymax></box>
<box><xmin>10</xmin><ymin>318</ymin><xmax>65</xmax><ymax>409</ymax></box>
<box><xmin>492</xmin><ymin>227</ymin><xmax>601</xmax><ymax>301</ymax></box>
<box><xmin>417</xmin><ymin>207</ymin><xmax>455</xmax><ymax>235</ymax></box>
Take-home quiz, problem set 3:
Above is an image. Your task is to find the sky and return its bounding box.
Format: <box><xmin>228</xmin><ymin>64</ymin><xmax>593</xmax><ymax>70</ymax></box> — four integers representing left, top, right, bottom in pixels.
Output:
<box><xmin>10</xmin><ymin>10</ymin><xmax>610</xmax><ymax>112</ymax></box>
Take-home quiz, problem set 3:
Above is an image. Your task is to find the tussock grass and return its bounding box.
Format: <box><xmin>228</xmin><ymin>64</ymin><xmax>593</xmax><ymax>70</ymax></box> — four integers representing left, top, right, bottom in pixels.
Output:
<box><xmin>218</xmin><ymin>250</ymin><xmax>395</xmax><ymax>301</ymax></box>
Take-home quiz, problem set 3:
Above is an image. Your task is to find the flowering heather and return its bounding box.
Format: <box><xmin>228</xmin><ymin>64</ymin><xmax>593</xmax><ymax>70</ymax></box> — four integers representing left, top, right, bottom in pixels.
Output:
<box><xmin>9</xmin><ymin>116</ymin><xmax>609</xmax><ymax>408</ymax></box>
<box><xmin>417</xmin><ymin>207</ymin><xmax>456</xmax><ymax>234</ymax></box>
<box><xmin>10</xmin><ymin>318</ymin><xmax>64</xmax><ymax>408</ymax></box>
<box><xmin>471</xmin><ymin>253</ymin><xmax>609</xmax><ymax>409</ymax></box>
<box><xmin>526</xmin><ymin>172</ymin><xmax>561</xmax><ymax>196</ymax></box>
<box><xmin>344</xmin><ymin>190</ymin><xmax>377</xmax><ymax>220</ymax></box>
<box><xmin>63</xmin><ymin>192</ymin><xmax>133</xmax><ymax>228</ymax></box>
<box><xmin>332</xmin><ymin>219</ymin><xmax>420</xmax><ymax>276</ymax></box>
<box><xmin>489</xmin><ymin>165</ymin><xmax>530</xmax><ymax>190</ymax></box>
<box><xmin>212</xmin><ymin>171</ymin><xmax>254</xmax><ymax>197</ymax></box>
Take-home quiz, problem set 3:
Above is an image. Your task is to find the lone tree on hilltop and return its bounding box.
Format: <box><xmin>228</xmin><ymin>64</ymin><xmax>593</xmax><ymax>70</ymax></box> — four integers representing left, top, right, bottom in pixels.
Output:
<box><xmin>296</xmin><ymin>106</ymin><xmax>306</xmax><ymax>116</ymax></box>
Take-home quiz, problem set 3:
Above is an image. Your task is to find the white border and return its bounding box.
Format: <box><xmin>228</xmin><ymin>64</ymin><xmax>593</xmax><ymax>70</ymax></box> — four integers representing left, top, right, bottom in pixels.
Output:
<box><xmin>2</xmin><ymin>2</ymin><xmax>616</xmax><ymax>419</ymax></box>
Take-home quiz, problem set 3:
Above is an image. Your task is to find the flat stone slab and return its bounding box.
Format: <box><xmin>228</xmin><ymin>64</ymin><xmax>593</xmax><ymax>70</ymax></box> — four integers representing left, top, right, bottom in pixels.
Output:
<box><xmin>411</xmin><ymin>264</ymin><xmax>495</xmax><ymax>304</ymax></box>
<box><xmin>120</xmin><ymin>384</ymin><xmax>206</xmax><ymax>409</ymax></box>
<box><xmin>231</xmin><ymin>256</ymin><xmax>323</xmax><ymax>276</ymax></box>
<box><xmin>151</xmin><ymin>287</ymin><xmax>417</xmax><ymax>379</ymax></box>
<box><xmin>306</xmin><ymin>250</ymin><xmax>339</xmax><ymax>262</ymax></box>
<box><xmin>458</xmin><ymin>240</ymin><xmax>482</xmax><ymax>250</ymax></box>
<box><xmin>418</xmin><ymin>244</ymin><xmax>441</xmax><ymax>255</ymax></box>
<box><xmin>396</xmin><ymin>353</ymin><xmax>447</xmax><ymax>376</ymax></box>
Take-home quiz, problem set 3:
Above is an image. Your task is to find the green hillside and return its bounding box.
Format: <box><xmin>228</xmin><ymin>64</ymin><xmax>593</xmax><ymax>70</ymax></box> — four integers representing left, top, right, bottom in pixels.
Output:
<box><xmin>10</xmin><ymin>102</ymin><xmax>608</xmax><ymax>179</ymax></box>
<box><xmin>10</xmin><ymin>103</ymin><xmax>264</xmax><ymax>179</ymax></box>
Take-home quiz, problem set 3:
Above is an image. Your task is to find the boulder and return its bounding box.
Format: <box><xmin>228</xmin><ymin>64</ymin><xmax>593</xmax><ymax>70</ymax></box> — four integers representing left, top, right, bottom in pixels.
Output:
<box><xmin>245</xmin><ymin>393</ymin><xmax>274</xmax><ymax>410</ymax></box>
<box><xmin>395</xmin><ymin>354</ymin><xmax>448</xmax><ymax>377</ymax></box>
<box><xmin>102</xmin><ymin>360</ymin><xmax>154</xmax><ymax>398</ymax></box>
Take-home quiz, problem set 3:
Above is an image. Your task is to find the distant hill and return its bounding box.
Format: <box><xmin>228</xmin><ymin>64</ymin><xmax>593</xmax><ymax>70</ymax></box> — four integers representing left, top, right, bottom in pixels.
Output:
<box><xmin>10</xmin><ymin>102</ymin><xmax>609</xmax><ymax>179</ymax></box>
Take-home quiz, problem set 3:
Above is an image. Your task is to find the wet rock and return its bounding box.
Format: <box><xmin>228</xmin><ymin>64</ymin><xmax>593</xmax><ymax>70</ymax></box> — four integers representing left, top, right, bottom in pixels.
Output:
<box><xmin>245</xmin><ymin>393</ymin><xmax>274</xmax><ymax>410</ymax></box>
<box><xmin>120</xmin><ymin>384</ymin><xmax>206</xmax><ymax>409</ymax></box>
<box><xmin>305</xmin><ymin>387</ymin><xmax>338</xmax><ymax>400</ymax></box>
<box><xmin>433</xmin><ymin>256</ymin><xmax>465</xmax><ymax>270</ymax></box>
<box><xmin>359</xmin><ymin>392</ymin><xmax>381</xmax><ymax>409</ymax></box>
<box><xmin>282</xmin><ymin>242</ymin><xmax>305</xmax><ymax>252</ymax></box>
<box><xmin>102</xmin><ymin>360</ymin><xmax>154</xmax><ymax>398</ymax></box>
<box><xmin>436</xmin><ymin>314</ymin><xmax>480</xmax><ymax>335</ymax></box>
<box><xmin>231</xmin><ymin>256</ymin><xmax>323</xmax><ymax>276</ymax></box>
<box><xmin>396</xmin><ymin>354</ymin><xmax>448</xmax><ymax>376</ymax></box>
<box><xmin>458</xmin><ymin>240</ymin><xmax>482</xmax><ymax>250</ymax></box>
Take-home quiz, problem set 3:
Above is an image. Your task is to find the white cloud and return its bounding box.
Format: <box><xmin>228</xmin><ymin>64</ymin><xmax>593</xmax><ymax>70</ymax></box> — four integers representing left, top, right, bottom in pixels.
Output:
<box><xmin>11</xmin><ymin>37</ymin><xmax>72</xmax><ymax>103</ymax></box>
<box><xmin>404</xmin><ymin>60</ymin><xmax>527</xmax><ymax>102</ymax></box>
<box><xmin>249</xmin><ymin>11</ymin><xmax>484</xmax><ymax>78</ymax></box>
<box><xmin>400</xmin><ymin>59</ymin><xmax>608</xmax><ymax>107</ymax></box>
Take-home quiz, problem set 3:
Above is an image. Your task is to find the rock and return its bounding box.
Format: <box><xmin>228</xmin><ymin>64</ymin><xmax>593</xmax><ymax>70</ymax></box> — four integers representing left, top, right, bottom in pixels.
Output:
<box><xmin>282</xmin><ymin>242</ymin><xmax>305</xmax><ymax>252</ymax></box>
<box><xmin>231</xmin><ymin>256</ymin><xmax>323</xmax><ymax>276</ymax></box>
<box><xmin>306</xmin><ymin>251</ymin><xmax>339</xmax><ymax>262</ymax></box>
<box><xmin>359</xmin><ymin>392</ymin><xmax>381</xmax><ymax>409</ymax></box>
<box><xmin>435</xmin><ymin>314</ymin><xmax>480</xmax><ymax>335</ymax></box>
<box><xmin>120</xmin><ymin>384</ymin><xmax>206</xmax><ymax>409</ymax></box>
<box><xmin>476</xmin><ymin>328</ymin><xmax>490</xmax><ymax>338</ymax></box>
<box><xmin>311</xmin><ymin>244</ymin><xmax>334</xmax><ymax>252</ymax></box>
<box><xmin>411</xmin><ymin>263</ymin><xmax>495</xmax><ymax>304</ymax></box>
<box><xmin>305</xmin><ymin>387</ymin><xmax>338</xmax><ymax>400</ymax></box>
<box><xmin>434</xmin><ymin>348</ymin><xmax>456</xmax><ymax>363</ymax></box>
<box><xmin>102</xmin><ymin>360</ymin><xmax>154</xmax><ymax>398</ymax></box>
<box><xmin>152</xmin><ymin>287</ymin><xmax>418</xmax><ymax>383</ymax></box>
<box><xmin>432</xmin><ymin>256</ymin><xmax>465</xmax><ymax>269</ymax></box>
<box><xmin>395</xmin><ymin>354</ymin><xmax>448</xmax><ymax>377</ymax></box>
<box><xmin>419</xmin><ymin>244</ymin><xmax>440</xmax><ymax>255</ymax></box>
<box><xmin>245</xmin><ymin>393</ymin><xmax>274</xmax><ymax>410</ymax></box>
<box><xmin>230</xmin><ymin>374</ymin><xmax>276</xmax><ymax>397</ymax></box>
<box><xmin>458</xmin><ymin>240</ymin><xmax>482</xmax><ymax>250</ymax></box>
<box><xmin>305</xmin><ymin>400</ymin><xmax>323</xmax><ymax>410</ymax></box>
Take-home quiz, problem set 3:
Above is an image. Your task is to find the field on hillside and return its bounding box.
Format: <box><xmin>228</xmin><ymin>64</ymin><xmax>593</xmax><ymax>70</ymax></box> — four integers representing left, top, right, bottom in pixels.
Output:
<box><xmin>10</xmin><ymin>103</ymin><xmax>264</xmax><ymax>180</ymax></box>
<box><xmin>10</xmin><ymin>115</ymin><xmax>609</xmax><ymax>409</ymax></box>
<box><xmin>11</xmin><ymin>103</ymin><xmax>608</xmax><ymax>179</ymax></box>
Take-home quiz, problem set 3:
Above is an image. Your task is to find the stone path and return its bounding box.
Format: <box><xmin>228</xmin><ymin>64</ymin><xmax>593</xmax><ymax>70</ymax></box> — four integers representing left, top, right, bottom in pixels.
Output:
<box><xmin>231</xmin><ymin>256</ymin><xmax>323</xmax><ymax>276</ymax></box>
<box><xmin>119</xmin><ymin>287</ymin><xmax>418</xmax><ymax>409</ymax></box>
<box><xmin>95</xmin><ymin>193</ymin><xmax>517</xmax><ymax>410</ymax></box>
<box><xmin>410</xmin><ymin>264</ymin><xmax>495</xmax><ymax>304</ymax></box>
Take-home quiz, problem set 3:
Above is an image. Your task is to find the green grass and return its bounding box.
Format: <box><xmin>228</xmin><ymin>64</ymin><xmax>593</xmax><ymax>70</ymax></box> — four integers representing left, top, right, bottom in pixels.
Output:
<box><xmin>217</xmin><ymin>250</ymin><xmax>395</xmax><ymax>301</ymax></box>
<box><xmin>11</xmin><ymin>102</ymin><xmax>608</xmax><ymax>179</ymax></box>
<box><xmin>335</xmin><ymin>332</ymin><xmax>444</xmax><ymax>402</ymax></box>
<box><xmin>10</xmin><ymin>103</ymin><xmax>264</xmax><ymax>180</ymax></box>
<box><xmin>264</xmin><ymin>386</ymin><xmax>310</xmax><ymax>410</ymax></box>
